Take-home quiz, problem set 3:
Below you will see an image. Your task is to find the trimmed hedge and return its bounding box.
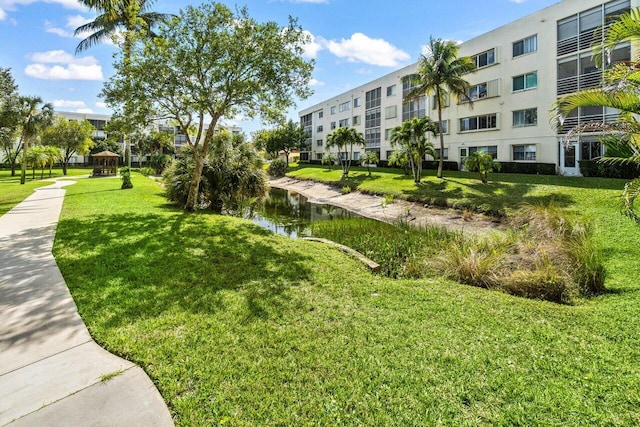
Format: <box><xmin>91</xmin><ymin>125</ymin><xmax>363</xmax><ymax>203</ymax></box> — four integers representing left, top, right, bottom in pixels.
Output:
<box><xmin>496</xmin><ymin>162</ymin><xmax>556</xmax><ymax>175</ymax></box>
<box><xmin>579</xmin><ymin>160</ymin><xmax>640</xmax><ymax>179</ymax></box>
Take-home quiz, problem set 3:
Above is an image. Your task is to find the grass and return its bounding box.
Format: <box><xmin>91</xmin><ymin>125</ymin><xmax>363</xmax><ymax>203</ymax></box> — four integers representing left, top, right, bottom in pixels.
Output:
<box><xmin>0</xmin><ymin>167</ymin><xmax>92</xmax><ymax>216</ymax></box>
<box><xmin>47</xmin><ymin>172</ymin><xmax>640</xmax><ymax>425</ymax></box>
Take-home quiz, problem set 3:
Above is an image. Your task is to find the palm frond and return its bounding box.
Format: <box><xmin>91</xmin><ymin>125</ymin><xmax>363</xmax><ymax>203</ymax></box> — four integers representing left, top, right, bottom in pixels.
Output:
<box><xmin>621</xmin><ymin>178</ymin><xmax>640</xmax><ymax>223</ymax></box>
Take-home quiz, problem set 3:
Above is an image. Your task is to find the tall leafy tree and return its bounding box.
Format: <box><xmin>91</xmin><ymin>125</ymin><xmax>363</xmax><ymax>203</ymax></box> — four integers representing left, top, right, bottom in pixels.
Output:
<box><xmin>260</xmin><ymin>120</ymin><xmax>309</xmax><ymax>165</ymax></box>
<box><xmin>326</xmin><ymin>126</ymin><xmax>365</xmax><ymax>178</ymax></box>
<box><xmin>405</xmin><ymin>37</ymin><xmax>476</xmax><ymax>178</ymax></box>
<box><xmin>553</xmin><ymin>8</ymin><xmax>640</xmax><ymax>222</ymax></box>
<box><xmin>75</xmin><ymin>0</ymin><xmax>174</xmax><ymax>172</ymax></box>
<box><xmin>360</xmin><ymin>150</ymin><xmax>379</xmax><ymax>176</ymax></box>
<box><xmin>41</xmin><ymin>117</ymin><xmax>95</xmax><ymax>175</ymax></box>
<box><xmin>0</xmin><ymin>68</ymin><xmax>21</xmax><ymax>176</ymax></box>
<box><xmin>390</xmin><ymin>117</ymin><xmax>438</xmax><ymax>183</ymax></box>
<box><xmin>104</xmin><ymin>1</ymin><xmax>313</xmax><ymax>211</ymax></box>
<box><xmin>18</xmin><ymin>97</ymin><xmax>54</xmax><ymax>184</ymax></box>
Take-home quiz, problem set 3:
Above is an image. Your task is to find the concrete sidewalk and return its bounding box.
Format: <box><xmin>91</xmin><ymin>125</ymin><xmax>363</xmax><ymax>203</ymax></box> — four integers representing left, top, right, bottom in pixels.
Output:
<box><xmin>0</xmin><ymin>180</ymin><xmax>173</xmax><ymax>426</ymax></box>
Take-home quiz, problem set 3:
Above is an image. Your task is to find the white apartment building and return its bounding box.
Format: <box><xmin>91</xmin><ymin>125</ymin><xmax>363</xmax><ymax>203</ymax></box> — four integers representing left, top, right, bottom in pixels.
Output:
<box><xmin>298</xmin><ymin>0</ymin><xmax>636</xmax><ymax>175</ymax></box>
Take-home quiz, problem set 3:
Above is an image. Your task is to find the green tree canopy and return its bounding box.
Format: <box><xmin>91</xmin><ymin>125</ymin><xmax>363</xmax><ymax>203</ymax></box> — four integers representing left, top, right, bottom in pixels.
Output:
<box><xmin>41</xmin><ymin>117</ymin><xmax>95</xmax><ymax>175</ymax></box>
<box><xmin>0</xmin><ymin>68</ymin><xmax>22</xmax><ymax>176</ymax></box>
<box><xmin>259</xmin><ymin>120</ymin><xmax>309</xmax><ymax>165</ymax></box>
<box><xmin>17</xmin><ymin>96</ymin><xmax>54</xmax><ymax>184</ymax></box>
<box><xmin>390</xmin><ymin>117</ymin><xmax>437</xmax><ymax>183</ymax></box>
<box><xmin>405</xmin><ymin>38</ymin><xmax>476</xmax><ymax>178</ymax></box>
<box><xmin>104</xmin><ymin>1</ymin><xmax>313</xmax><ymax>210</ymax></box>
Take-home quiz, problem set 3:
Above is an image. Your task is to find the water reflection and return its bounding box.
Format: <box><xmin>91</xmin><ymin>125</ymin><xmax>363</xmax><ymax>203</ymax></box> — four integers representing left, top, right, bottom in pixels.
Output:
<box><xmin>249</xmin><ymin>187</ymin><xmax>359</xmax><ymax>237</ymax></box>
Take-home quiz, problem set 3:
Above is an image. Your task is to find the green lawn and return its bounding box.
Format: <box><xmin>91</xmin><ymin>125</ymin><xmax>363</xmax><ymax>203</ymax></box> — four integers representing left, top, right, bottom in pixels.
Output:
<box><xmin>0</xmin><ymin>167</ymin><xmax>92</xmax><ymax>216</ymax></box>
<box><xmin>49</xmin><ymin>170</ymin><xmax>640</xmax><ymax>425</ymax></box>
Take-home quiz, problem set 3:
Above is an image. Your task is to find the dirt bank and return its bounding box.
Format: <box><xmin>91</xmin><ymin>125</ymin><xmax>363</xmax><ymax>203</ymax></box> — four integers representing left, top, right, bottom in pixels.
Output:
<box><xmin>269</xmin><ymin>177</ymin><xmax>504</xmax><ymax>236</ymax></box>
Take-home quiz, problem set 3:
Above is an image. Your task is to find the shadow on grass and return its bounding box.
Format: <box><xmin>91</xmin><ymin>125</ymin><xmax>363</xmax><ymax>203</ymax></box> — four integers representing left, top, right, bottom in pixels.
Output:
<box><xmin>56</xmin><ymin>211</ymin><xmax>314</xmax><ymax>329</ymax></box>
<box><xmin>398</xmin><ymin>177</ymin><xmax>575</xmax><ymax>214</ymax></box>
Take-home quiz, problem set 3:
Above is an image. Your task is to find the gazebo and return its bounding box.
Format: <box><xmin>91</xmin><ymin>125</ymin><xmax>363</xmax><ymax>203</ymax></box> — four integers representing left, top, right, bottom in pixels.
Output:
<box><xmin>91</xmin><ymin>150</ymin><xmax>120</xmax><ymax>176</ymax></box>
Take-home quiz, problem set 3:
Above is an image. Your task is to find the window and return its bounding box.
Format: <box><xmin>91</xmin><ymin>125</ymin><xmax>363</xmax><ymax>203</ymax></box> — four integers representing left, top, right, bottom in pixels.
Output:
<box><xmin>354</xmin><ymin>97</ymin><xmax>361</xmax><ymax>107</ymax></box>
<box><xmin>365</xmin><ymin>107</ymin><xmax>381</xmax><ymax>128</ymax></box>
<box><xmin>436</xmin><ymin>120</ymin><xmax>449</xmax><ymax>135</ymax></box>
<box><xmin>472</xmin><ymin>48</ymin><xmax>496</xmax><ymax>68</ymax></box>
<box><xmin>316</xmin><ymin>139</ymin><xmax>323</xmax><ymax>146</ymax></box>
<box><xmin>385</xmin><ymin>128</ymin><xmax>393</xmax><ymax>141</ymax></box>
<box><xmin>365</xmin><ymin>87</ymin><xmax>382</xmax><ymax>109</ymax></box>
<box><xmin>581</xmin><ymin>138</ymin><xmax>602</xmax><ymax>160</ymax></box>
<box><xmin>331</xmin><ymin>106</ymin><xmax>336</xmax><ymax>115</ymax></box>
<box><xmin>513</xmin><ymin>108</ymin><xmax>538</xmax><ymax>127</ymax></box>
<box><xmin>365</xmin><ymin>128</ymin><xmax>381</xmax><ymax>148</ymax></box>
<box><xmin>317</xmin><ymin>125</ymin><xmax>323</xmax><ymax>133</ymax></box>
<box><xmin>386</xmin><ymin>150</ymin><xmax>394</xmax><ymax>160</ymax></box>
<box><xmin>339</xmin><ymin>101</ymin><xmax>351</xmax><ymax>112</ymax></box>
<box><xmin>353</xmin><ymin>152</ymin><xmax>361</xmax><ymax>161</ymax></box>
<box><xmin>564</xmin><ymin>146</ymin><xmax>576</xmax><ymax>167</ymax></box>
<box><xmin>387</xmin><ymin>85</ymin><xmax>397</xmax><ymax>96</ymax></box>
<box><xmin>435</xmin><ymin>148</ymin><xmax>449</xmax><ymax>160</ymax></box>
<box><xmin>557</xmin><ymin>16</ymin><xmax>578</xmax><ymax>41</ymax></box>
<box><xmin>339</xmin><ymin>118</ymin><xmax>350</xmax><ymax>127</ymax></box>
<box><xmin>385</xmin><ymin>105</ymin><xmax>398</xmax><ymax>119</ymax></box>
<box><xmin>459</xmin><ymin>114</ymin><xmax>498</xmax><ymax>132</ymax></box>
<box><xmin>513</xmin><ymin>72</ymin><xmax>537</xmax><ymax>91</ymax></box>
<box><xmin>353</xmin><ymin>115</ymin><xmax>361</xmax><ymax>126</ymax></box>
<box><xmin>318</xmin><ymin>111</ymin><xmax>323</xmax><ymax>119</ymax></box>
<box><xmin>513</xmin><ymin>35</ymin><xmax>537</xmax><ymax>57</ymax></box>
<box><xmin>469</xmin><ymin>145</ymin><xmax>498</xmax><ymax>159</ymax></box>
<box><xmin>316</xmin><ymin>153</ymin><xmax>323</xmax><ymax>160</ymax></box>
<box><xmin>513</xmin><ymin>145</ymin><xmax>537</xmax><ymax>161</ymax></box>
<box><xmin>330</xmin><ymin>121</ymin><xmax>336</xmax><ymax>130</ymax></box>
<box><xmin>468</xmin><ymin>83</ymin><xmax>487</xmax><ymax>100</ymax></box>
<box><xmin>403</xmin><ymin>97</ymin><xmax>426</xmax><ymax>121</ymax></box>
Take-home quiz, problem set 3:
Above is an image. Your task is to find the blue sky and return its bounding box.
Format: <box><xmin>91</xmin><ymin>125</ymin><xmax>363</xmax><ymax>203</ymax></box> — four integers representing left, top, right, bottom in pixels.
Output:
<box><xmin>0</xmin><ymin>0</ymin><xmax>560</xmax><ymax>133</ymax></box>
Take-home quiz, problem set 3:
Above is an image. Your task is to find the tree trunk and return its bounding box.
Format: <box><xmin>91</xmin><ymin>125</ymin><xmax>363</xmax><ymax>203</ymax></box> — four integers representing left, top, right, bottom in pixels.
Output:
<box><xmin>62</xmin><ymin>161</ymin><xmax>68</xmax><ymax>176</ymax></box>
<box><xmin>20</xmin><ymin>136</ymin><xmax>29</xmax><ymax>185</ymax></box>
<box><xmin>436</xmin><ymin>87</ymin><xmax>445</xmax><ymax>179</ymax></box>
<box><xmin>185</xmin><ymin>154</ymin><xmax>204</xmax><ymax>211</ymax></box>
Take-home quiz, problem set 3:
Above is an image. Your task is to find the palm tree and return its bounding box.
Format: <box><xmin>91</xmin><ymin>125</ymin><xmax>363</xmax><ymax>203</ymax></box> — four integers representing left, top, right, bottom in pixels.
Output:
<box><xmin>554</xmin><ymin>8</ymin><xmax>640</xmax><ymax>222</ymax></box>
<box><xmin>75</xmin><ymin>0</ymin><xmax>174</xmax><ymax>170</ymax></box>
<box><xmin>18</xmin><ymin>96</ymin><xmax>54</xmax><ymax>184</ymax></box>
<box><xmin>360</xmin><ymin>150</ymin><xmax>379</xmax><ymax>176</ymax></box>
<box><xmin>405</xmin><ymin>37</ymin><xmax>476</xmax><ymax>179</ymax></box>
<box><xmin>390</xmin><ymin>117</ymin><xmax>438</xmax><ymax>183</ymax></box>
<box><xmin>27</xmin><ymin>146</ymin><xmax>48</xmax><ymax>180</ymax></box>
<box><xmin>43</xmin><ymin>145</ymin><xmax>61</xmax><ymax>177</ymax></box>
<box><xmin>326</xmin><ymin>126</ymin><xmax>365</xmax><ymax>178</ymax></box>
<box><xmin>464</xmin><ymin>151</ymin><xmax>501</xmax><ymax>184</ymax></box>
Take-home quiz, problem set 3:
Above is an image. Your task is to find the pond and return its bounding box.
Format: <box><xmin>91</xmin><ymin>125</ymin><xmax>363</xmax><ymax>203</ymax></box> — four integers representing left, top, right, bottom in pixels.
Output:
<box><xmin>248</xmin><ymin>187</ymin><xmax>361</xmax><ymax>238</ymax></box>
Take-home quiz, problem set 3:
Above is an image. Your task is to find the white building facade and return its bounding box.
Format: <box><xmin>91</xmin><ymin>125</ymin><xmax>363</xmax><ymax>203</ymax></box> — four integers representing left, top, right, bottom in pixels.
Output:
<box><xmin>298</xmin><ymin>0</ymin><xmax>636</xmax><ymax>175</ymax></box>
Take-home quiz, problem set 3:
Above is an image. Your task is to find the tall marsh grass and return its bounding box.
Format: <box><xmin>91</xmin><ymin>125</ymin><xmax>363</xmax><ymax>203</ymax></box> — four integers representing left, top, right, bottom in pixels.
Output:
<box><xmin>310</xmin><ymin>203</ymin><xmax>605</xmax><ymax>303</ymax></box>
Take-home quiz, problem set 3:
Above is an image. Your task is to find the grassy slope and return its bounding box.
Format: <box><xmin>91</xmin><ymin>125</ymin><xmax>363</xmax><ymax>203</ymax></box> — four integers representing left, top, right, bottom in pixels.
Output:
<box><xmin>53</xmin><ymin>173</ymin><xmax>640</xmax><ymax>426</ymax></box>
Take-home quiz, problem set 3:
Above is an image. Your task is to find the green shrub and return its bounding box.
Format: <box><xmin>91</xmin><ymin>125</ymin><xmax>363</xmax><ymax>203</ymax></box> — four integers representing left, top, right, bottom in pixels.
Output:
<box><xmin>140</xmin><ymin>167</ymin><xmax>155</xmax><ymax>177</ymax></box>
<box><xmin>341</xmin><ymin>185</ymin><xmax>351</xmax><ymax>194</ymax></box>
<box><xmin>579</xmin><ymin>160</ymin><xmax>640</xmax><ymax>179</ymax></box>
<box><xmin>267</xmin><ymin>159</ymin><xmax>288</xmax><ymax>177</ymax></box>
<box><xmin>164</xmin><ymin>134</ymin><xmax>268</xmax><ymax>212</ymax></box>
<box><xmin>119</xmin><ymin>166</ymin><xmax>133</xmax><ymax>189</ymax></box>
<box><xmin>497</xmin><ymin>162</ymin><xmax>557</xmax><ymax>175</ymax></box>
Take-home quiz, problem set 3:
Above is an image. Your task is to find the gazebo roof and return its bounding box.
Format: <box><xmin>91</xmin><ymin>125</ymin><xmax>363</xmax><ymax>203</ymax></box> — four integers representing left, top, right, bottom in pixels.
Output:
<box><xmin>93</xmin><ymin>150</ymin><xmax>120</xmax><ymax>157</ymax></box>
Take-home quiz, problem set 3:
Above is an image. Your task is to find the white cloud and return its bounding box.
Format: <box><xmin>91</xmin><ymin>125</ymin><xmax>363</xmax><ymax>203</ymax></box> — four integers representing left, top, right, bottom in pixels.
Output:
<box><xmin>52</xmin><ymin>99</ymin><xmax>86</xmax><ymax>108</ymax></box>
<box><xmin>75</xmin><ymin>107</ymin><xmax>94</xmax><ymax>114</ymax></box>
<box><xmin>309</xmin><ymin>78</ymin><xmax>325</xmax><ymax>87</ymax></box>
<box><xmin>29</xmin><ymin>50</ymin><xmax>98</xmax><ymax>65</ymax></box>
<box><xmin>25</xmin><ymin>50</ymin><xmax>103</xmax><ymax>80</ymax></box>
<box><xmin>354</xmin><ymin>68</ymin><xmax>373</xmax><ymax>75</ymax></box>
<box><xmin>95</xmin><ymin>101</ymin><xmax>107</xmax><ymax>108</ymax></box>
<box><xmin>326</xmin><ymin>33</ymin><xmax>410</xmax><ymax>67</ymax></box>
<box><xmin>25</xmin><ymin>63</ymin><xmax>104</xmax><ymax>80</ymax></box>
<box><xmin>45</xmin><ymin>14</ymin><xmax>92</xmax><ymax>38</ymax></box>
<box><xmin>0</xmin><ymin>0</ymin><xmax>87</xmax><ymax>21</ymax></box>
<box><xmin>302</xmin><ymin>31</ymin><xmax>324</xmax><ymax>59</ymax></box>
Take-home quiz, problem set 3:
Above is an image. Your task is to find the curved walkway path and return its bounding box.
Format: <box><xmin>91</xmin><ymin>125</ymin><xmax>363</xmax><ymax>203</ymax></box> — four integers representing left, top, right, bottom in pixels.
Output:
<box><xmin>0</xmin><ymin>180</ymin><xmax>173</xmax><ymax>426</ymax></box>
